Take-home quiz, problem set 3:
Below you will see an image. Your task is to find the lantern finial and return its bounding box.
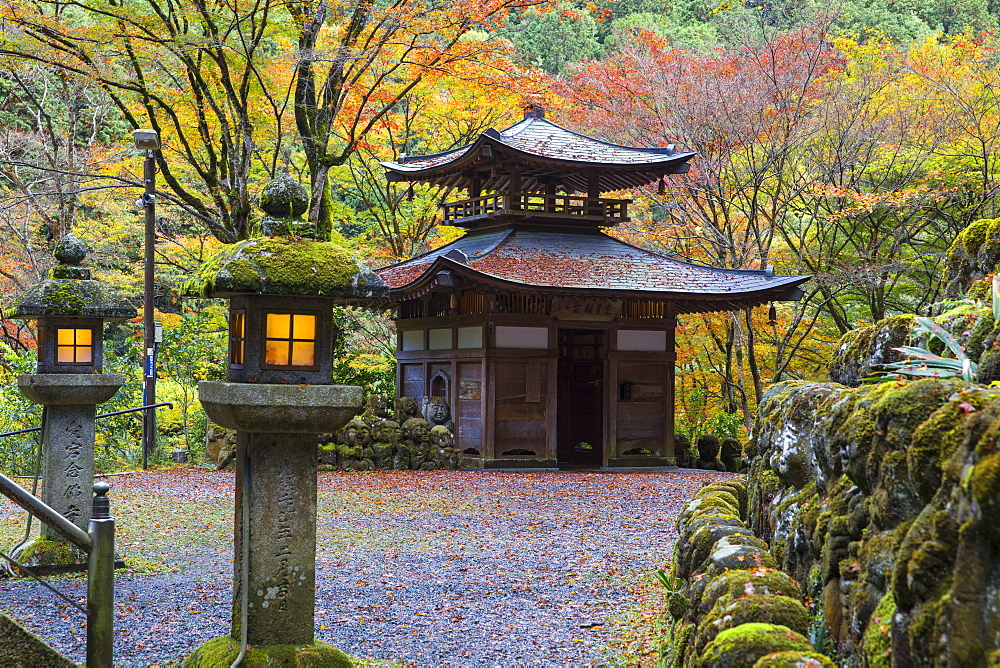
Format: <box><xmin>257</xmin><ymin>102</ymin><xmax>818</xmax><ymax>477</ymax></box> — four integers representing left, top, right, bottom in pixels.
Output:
<box><xmin>54</xmin><ymin>233</ymin><xmax>87</xmax><ymax>266</ymax></box>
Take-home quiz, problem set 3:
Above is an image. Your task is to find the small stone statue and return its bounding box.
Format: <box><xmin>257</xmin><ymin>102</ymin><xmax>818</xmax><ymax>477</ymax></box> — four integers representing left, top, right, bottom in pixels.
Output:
<box><xmin>365</xmin><ymin>394</ymin><xmax>393</xmax><ymax>422</ymax></box>
<box><xmin>336</xmin><ymin>417</ymin><xmax>366</xmax><ymax>471</ymax></box>
<box><xmin>674</xmin><ymin>433</ymin><xmax>693</xmax><ymax>468</ymax></box>
<box><xmin>721</xmin><ymin>437</ymin><xmax>746</xmax><ymax>473</ymax></box>
<box><xmin>430</xmin><ymin>425</ymin><xmax>460</xmax><ymax>469</ymax></box>
<box><xmin>421</xmin><ymin>396</ymin><xmax>454</xmax><ymax>431</ymax></box>
<box><xmin>695</xmin><ymin>434</ymin><xmax>726</xmax><ymax>471</ymax></box>
<box><xmin>206</xmin><ymin>423</ymin><xmax>237</xmax><ymax>469</ymax></box>
<box><xmin>396</xmin><ymin>396</ymin><xmax>422</xmax><ymax>422</ymax></box>
<box><xmin>402</xmin><ymin>417</ymin><xmax>436</xmax><ymax>470</ymax></box>
<box><xmin>371</xmin><ymin>419</ymin><xmax>399</xmax><ymax>469</ymax></box>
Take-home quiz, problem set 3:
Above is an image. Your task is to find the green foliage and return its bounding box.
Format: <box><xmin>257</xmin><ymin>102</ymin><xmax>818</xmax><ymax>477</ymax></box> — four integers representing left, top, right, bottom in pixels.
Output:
<box><xmin>156</xmin><ymin>302</ymin><xmax>227</xmax><ymax>454</ymax></box>
<box><xmin>704</xmin><ymin>411</ymin><xmax>744</xmax><ymax>442</ymax></box>
<box><xmin>331</xmin><ymin>307</ymin><xmax>396</xmax><ymax>398</ymax></box>
<box><xmin>0</xmin><ymin>343</ymin><xmax>44</xmax><ymax>475</ymax></box>
<box><xmin>501</xmin><ymin>4</ymin><xmax>603</xmax><ymax>73</ymax></box>
<box><xmin>654</xmin><ymin>568</ymin><xmax>684</xmax><ymax>594</ymax></box>
<box><xmin>878</xmin><ymin>316</ymin><xmax>978</xmax><ymax>381</ymax></box>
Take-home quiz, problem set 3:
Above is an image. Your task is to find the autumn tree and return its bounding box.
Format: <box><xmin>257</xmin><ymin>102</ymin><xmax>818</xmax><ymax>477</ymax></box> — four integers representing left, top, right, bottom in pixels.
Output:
<box><xmin>561</xmin><ymin>17</ymin><xmax>840</xmax><ymax>416</ymax></box>
<box><xmin>286</xmin><ymin>0</ymin><xmax>544</xmax><ymax>237</ymax></box>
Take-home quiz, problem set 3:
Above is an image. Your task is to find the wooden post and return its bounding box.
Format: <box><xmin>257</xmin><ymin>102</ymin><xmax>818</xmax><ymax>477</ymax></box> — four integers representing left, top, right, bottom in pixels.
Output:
<box><xmin>587</xmin><ymin>171</ymin><xmax>601</xmax><ymax>216</ymax></box>
<box><xmin>470</xmin><ymin>175</ymin><xmax>481</xmax><ymax>216</ymax></box>
<box><xmin>509</xmin><ymin>164</ymin><xmax>522</xmax><ymax>210</ymax></box>
<box><xmin>665</xmin><ymin>306</ymin><xmax>677</xmax><ymax>462</ymax></box>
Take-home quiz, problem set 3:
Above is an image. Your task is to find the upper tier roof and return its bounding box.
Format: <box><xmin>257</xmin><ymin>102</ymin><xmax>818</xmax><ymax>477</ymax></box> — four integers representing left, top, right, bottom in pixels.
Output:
<box><xmin>381</xmin><ymin>110</ymin><xmax>695</xmax><ymax>194</ymax></box>
<box><xmin>376</xmin><ymin>227</ymin><xmax>809</xmax><ymax>314</ymax></box>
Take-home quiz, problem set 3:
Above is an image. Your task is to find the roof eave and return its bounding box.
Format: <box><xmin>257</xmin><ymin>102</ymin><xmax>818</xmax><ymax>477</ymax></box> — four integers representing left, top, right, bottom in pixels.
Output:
<box><xmin>380</xmin><ymin>257</ymin><xmax>811</xmax><ymax>306</ymax></box>
<box><xmin>382</xmin><ymin>133</ymin><xmax>696</xmax><ymax>182</ymax></box>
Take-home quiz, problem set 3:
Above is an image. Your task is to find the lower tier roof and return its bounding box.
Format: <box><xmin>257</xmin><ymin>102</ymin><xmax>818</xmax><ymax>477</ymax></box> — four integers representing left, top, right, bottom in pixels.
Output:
<box><xmin>376</xmin><ymin>227</ymin><xmax>810</xmax><ymax>314</ymax></box>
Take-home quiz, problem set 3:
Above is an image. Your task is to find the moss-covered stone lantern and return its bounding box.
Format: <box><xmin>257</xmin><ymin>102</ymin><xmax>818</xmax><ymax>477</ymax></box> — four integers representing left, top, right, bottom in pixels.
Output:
<box><xmin>184</xmin><ymin>176</ymin><xmax>388</xmax><ymax>666</ymax></box>
<box><xmin>5</xmin><ymin>234</ymin><xmax>136</xmax><ymax>571</ymax></box>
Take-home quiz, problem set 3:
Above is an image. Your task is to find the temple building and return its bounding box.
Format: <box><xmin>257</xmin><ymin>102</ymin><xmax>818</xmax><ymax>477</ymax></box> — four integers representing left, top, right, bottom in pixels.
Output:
<box><xmin>376</xmin><ymin>107</ymin><xmax>809</xmax><ymax>469</ymax></box>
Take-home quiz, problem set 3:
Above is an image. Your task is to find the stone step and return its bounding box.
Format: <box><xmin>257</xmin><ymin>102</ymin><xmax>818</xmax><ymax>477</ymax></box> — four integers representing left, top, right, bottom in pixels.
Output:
<box><xmin>0</xmin><ymin>612</ymin><xmax>76</xmax><ymax>667</ymax></box>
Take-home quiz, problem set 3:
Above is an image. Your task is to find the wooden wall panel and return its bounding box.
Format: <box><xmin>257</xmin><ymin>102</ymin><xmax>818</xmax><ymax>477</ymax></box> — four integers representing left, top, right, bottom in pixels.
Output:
<box><xmin>616</xmin><ymin>362</ymin><xmax>667</xmax><ymax>456</ymax></box>
<box><xmin>400</xmin><ymin>363</ymin><xmax>424</xmax><ymax>399</ymax></box>
<box><xmin>456</xmin><ymin>362</ymin><xmax>483</xmax><ymax>454</ymax></box>
<box><xmin>494</xmin><ymin>361</ymin><xmax>548</xmax><ymax>455</ymax></box>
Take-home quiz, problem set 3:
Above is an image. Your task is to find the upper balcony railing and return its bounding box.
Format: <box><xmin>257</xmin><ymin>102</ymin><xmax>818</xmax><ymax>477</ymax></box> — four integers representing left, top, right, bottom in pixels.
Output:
<box><xmin>441</xmin><ymin>192</ymin><xmax>631</xmax><ymax>226</ymax></box>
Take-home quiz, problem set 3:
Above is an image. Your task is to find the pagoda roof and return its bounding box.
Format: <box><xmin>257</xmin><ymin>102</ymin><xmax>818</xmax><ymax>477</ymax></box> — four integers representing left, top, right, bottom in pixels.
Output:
<box><xmin>381</xmin><ymin>111</ymin><xmax>695</xmax><ymax>194</ymax></box>
<box><xmin>376</xmin><ymin>227</ymin><xmax>810</xmax><ymax>314</ymax></box>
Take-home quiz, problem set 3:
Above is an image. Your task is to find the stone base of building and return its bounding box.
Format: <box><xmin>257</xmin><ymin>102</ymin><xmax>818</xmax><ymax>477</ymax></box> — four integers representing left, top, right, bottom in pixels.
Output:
<box><xmin>184</xmin><ymin>636</ymin><xmax>353</xmax><ymax>667</ymax></box>
<box><xmin>605</xmin><ymin>456</ymin><xmax>677</xmax><ymax>468</ymax></box>
<box><xmin>461</xmin><ymin>457</ymin><xmax>560</xmax><ymax>470</ymax></box>
<box><xmin>460</xmin><ymin>456</ymin><xmax>678</xmax><ymax>470</ymax></box>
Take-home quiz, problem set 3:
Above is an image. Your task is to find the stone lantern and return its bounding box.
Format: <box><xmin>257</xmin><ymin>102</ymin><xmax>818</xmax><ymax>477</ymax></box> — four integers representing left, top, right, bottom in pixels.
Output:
<box><xmin>6</xmin><ymin>234</ymin><xmax>136</xmax><ymax>571</ymax></box>
<box><xmin>185</xmin><ymin>176</ymin><xmax>388</xmax><ymax>665</ymax></box>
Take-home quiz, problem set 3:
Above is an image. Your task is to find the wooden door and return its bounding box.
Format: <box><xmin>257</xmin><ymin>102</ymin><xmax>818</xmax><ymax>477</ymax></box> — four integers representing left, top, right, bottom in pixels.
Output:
<box><xmin>557</xmin><ymin>328</ymin><xmax>604</xmax><ymax>465</ymax></box>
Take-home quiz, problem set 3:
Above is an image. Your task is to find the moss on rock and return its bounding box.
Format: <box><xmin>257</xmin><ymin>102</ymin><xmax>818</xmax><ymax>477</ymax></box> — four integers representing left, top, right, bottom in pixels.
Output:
<box><xmin>861</xmin><ymin>591</ymin><xmax>894</xmax><ymax>668</ymax></box>
<box><xmin>11</xmin><ymin>538</ymin><xmax>86</xmax><ymax>573</ymax></box>
<box><xmin>185</xmin><ymin>236</ymin><xmax>387</xmax><ymax>300</ymax></box>
<box><xmin>972</xmin><ymin>451</ymin><xmax>1000</xmax><ymax>547</ymax></box>
<box><xmin>184</xmin><ymin>636</ymin><xmax>354</xmax><ymax>667</ymax></box>
<box><xmin>693</xmin><ymin>567</ymin><xmax>803</xmax><ymax>617</ymax></box>
<box><xmin>695</xmin><ymin>623</ymin><xmax>814</xmax><ymax>668</ymax></box>
<box><xmin>694</xmin><ymin>594</ymin><xmax>810</xmax><ymax>655</ymax></box>
<box><xmin>8</xmin><ymin>278</ymin><xmax>136</xmax><ymax>319</ymax></box>
<box><xmin>890</xmin><ymin>507</ymin><xmax>957</xmax><ymax>608</ymax></box>
<box><xmin>751</xmin><ymin>651</ymin><xmax>835</xmax><ymax>667</ymax></box>
<box><xmin>0</xmin><ymin>612</ymin><xmax>75</xmax><ymax>667</ymax></box>
<box><xmin>827</xmin><ymin>315</ymin><xmax>915</xmax><ymax>387</ymax></box>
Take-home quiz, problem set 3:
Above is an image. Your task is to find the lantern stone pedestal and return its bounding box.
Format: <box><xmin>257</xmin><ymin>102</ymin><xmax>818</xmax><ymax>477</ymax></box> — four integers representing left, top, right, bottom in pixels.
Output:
<box><xmin>12</xmin><ymin>373</ymin><xmax>123</xmax><ymax>572</ymax></box>
<box><xmin>185</xmin><ymin>381</ymin><xmax>361</xmax><ymax>666</ymax></box>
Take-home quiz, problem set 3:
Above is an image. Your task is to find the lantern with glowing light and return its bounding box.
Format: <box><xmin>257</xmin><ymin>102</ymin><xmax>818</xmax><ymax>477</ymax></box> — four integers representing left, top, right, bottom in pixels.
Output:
<box><xmin>8</xmin><ymin>234</ymin><xmax>136</xmax><ymax>374</ymax></box>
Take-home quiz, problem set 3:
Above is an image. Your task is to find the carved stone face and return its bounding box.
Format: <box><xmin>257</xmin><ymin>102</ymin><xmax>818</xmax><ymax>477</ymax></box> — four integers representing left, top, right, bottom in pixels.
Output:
<box><xmin>424</xmin><ymin>398</ymin><xmax>450</xmax><ymax>425</ymax></box>
<box><xmin>397</xmin><ymin>397</ymin><xmax>420</xmax><ymax>419</ymax></box>
<box><xmin>366</xmin><ymin>394</ymin><xmax>390</xmax><ymax>419</ymax></box>
<box><xmin>430</xmin><ymin>425</ymin><xmax>454</xmax><ymax>450</ymax></box>
<box><xmin>373</xmin><ymin>420</ymin><xmax>399</xmax><ymax>444</ymax></box>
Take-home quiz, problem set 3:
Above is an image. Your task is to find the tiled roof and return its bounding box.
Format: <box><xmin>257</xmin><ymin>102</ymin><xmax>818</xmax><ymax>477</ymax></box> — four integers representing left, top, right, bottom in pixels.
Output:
<box><xmin>382</xmin><ymin>117</ymin><xmax>693</xmax><ymax>173</ymax></box>
<box><xmin>376</xmin><ymin>228</ymin><xmax>809</xmax><ymax>306</ymax></box>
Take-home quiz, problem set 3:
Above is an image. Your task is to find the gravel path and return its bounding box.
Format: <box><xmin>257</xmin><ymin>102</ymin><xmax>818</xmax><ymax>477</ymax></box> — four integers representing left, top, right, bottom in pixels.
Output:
<box><xmin>0</xmin><ymin>468</ymin><xmax>734</xmax><ymax>666</ymax></box>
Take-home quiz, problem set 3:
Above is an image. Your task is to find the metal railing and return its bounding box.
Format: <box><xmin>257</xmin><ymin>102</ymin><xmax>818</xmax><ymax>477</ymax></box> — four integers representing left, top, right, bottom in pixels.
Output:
<box><xmin>441</xmin><ymin>192</ymin><xmax>631</xmax><ymax>224</ymax></box>
<box><xmin>0</xmin><ymin>401</ymin><xmax>173</xmax><ymax>439</ymax></box>
<box><xmin>0</xmin><ymin>476</ymin><xmax>115</xmax><ymax>666</ymax></box>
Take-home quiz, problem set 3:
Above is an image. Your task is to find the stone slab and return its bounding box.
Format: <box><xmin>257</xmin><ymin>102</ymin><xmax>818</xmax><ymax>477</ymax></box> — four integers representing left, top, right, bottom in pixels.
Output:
<box><xmin>199</xmin><ymin>381</ymin><xmax>361</xmax><ymax>433</ymax></box>
<box><xmin>18</xmin><ymin>373</ymin><xmax>123</xmax><ymax>406</ymax></box>
<box><xmin>0</xmin><ymin>613</ymin><xmax>75</xmax><ymax>667</ymax></box>
<box><xmin>234</xmin><ymin>432</ymin><xmax>318</xmax><ymax>645</ymax></box>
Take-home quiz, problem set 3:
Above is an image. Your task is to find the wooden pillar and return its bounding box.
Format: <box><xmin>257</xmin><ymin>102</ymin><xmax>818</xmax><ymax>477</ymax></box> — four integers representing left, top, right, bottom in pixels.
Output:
<box><xmin>470</xmin><ymin>174</ymin><xmax>482</xmax><ymax>216</ymax></box>
<box><xmin>587</xmin><ymin>171</ymin><xmax>601</xmax><ymax>216</ymax></box>
<box><xmin>509</xmin><ymin>164</ymin><xmax>522</xmax><ymax>210</ymax></box>
<box><xmin>544</xmin><ymin>183</ymin><xmax>556</xmax><ymax>213</ymax></box>
<box><xmin>665</xmin><ymin>306</ymin><xmax>677</xmax><ymax>461</ymax></box>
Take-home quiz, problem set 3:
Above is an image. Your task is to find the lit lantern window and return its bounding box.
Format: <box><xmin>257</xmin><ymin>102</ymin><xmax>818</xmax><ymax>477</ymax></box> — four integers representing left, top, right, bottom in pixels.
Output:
<box><xmin>230</xmin><ymin>311</ymin><xmax>246</xmax><ymax>366</ymax></box>
<box><xmin>56</xmin><ymin>328</ymin><xmax>94</xmax><ymax>364</ymax></box>
<box><xmin>264</xmin><ymin>312</ymin><xmax>317</xmax><ymax>367</ymax></box>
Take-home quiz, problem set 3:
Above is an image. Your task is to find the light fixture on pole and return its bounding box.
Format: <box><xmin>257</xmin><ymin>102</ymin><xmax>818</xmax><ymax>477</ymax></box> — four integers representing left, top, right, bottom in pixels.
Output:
<box><xmin>134</xmin><ymin>128</ymin><xmax>159</xmax><ymax>469</ymax></box>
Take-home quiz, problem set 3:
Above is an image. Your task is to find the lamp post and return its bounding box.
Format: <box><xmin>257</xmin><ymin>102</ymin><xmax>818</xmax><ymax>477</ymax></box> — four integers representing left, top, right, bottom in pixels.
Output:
<box><xmin>133</xmin><ymin>128</ymin><xmax>159</xmax><ymax>469</ymax></box>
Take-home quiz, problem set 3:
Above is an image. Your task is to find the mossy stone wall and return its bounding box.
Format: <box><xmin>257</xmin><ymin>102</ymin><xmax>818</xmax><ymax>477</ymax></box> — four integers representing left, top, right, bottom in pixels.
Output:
<box><xmin>748</xmin><ymin>377</ymin><xmax>1000</xmax><ymax>665</ymax></box>
<box><xmin>657</xmin><ymin>480</ymin><xmax>833</xmax><ymax>667</ymax></box>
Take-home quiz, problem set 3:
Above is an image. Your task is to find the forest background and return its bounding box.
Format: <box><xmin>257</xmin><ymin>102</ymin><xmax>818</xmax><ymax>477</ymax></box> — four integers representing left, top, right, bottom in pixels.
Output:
<box><xmin>0</xmin><ymin>0</ymin><xmax>997</xmax><ymax>472</ymax></box>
